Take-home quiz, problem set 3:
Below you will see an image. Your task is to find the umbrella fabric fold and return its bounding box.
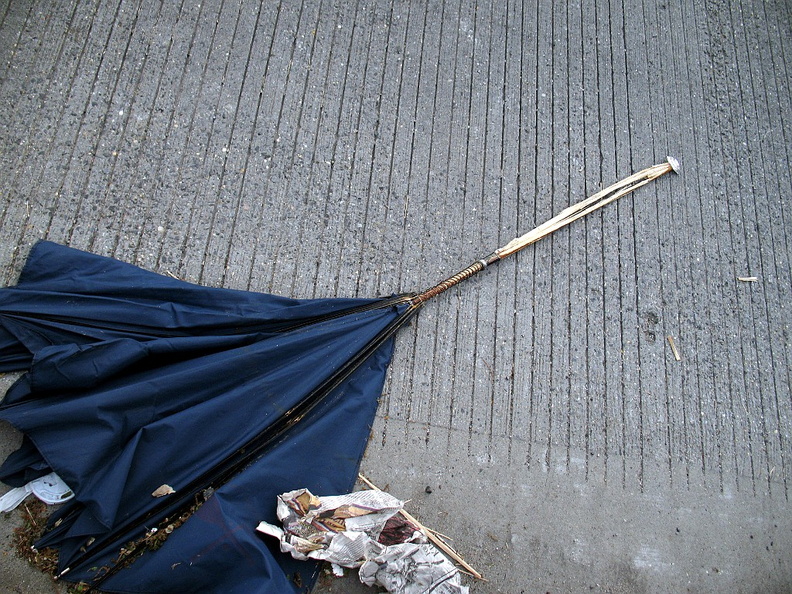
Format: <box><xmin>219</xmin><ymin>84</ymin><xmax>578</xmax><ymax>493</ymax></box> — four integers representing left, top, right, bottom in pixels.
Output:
<box><xmin>0</xmin><ymin>241</ymin><xmax>409</xmax><ymax>592</ymax></box>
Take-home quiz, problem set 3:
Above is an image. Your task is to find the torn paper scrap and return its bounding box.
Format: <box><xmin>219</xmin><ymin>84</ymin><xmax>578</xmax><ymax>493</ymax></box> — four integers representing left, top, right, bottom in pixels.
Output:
<box><xmin>359</xmin><ymin>542</ymin><xmax>469</xmax><ymax>594</ymax></box>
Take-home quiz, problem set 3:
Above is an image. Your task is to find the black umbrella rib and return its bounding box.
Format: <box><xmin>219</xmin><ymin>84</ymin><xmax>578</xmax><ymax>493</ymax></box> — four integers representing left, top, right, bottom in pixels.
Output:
<box><xmin>7</xmin><ymin>293</ymin><xmax>414</xmax><ymax>339</ymax></box>
<box><xmin>63</xmin><ymin>301</ymin><xmax>423</xmax><ymax>587</ymax></box>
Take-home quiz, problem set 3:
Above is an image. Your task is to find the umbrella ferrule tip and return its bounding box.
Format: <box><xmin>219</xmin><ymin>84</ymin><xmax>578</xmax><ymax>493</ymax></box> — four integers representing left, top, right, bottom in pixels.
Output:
<box><xmin>667</xmin><ymin>156</ymin><xmax>681</xmax><ymax>173</ymax></box>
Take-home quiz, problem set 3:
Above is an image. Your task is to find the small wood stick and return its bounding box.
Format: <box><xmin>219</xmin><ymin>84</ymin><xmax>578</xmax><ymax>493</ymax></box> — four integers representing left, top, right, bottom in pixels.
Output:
<box><xmin>357</xmin><ymin>473</ymin><xmax>484</xmax><ymax>580</ymax></box>
<box><xmin>667</xmin><ymin>335</ymin><xmax>681</xmax><ymax>361</ymax></box>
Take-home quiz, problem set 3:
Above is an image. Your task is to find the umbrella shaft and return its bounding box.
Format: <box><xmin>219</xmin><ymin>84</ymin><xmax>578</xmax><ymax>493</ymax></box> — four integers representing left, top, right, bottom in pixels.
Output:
<box><xmin>410</xmin><ymin>252</ymin><xmax>501</xmax><ymax>305</ymax></box>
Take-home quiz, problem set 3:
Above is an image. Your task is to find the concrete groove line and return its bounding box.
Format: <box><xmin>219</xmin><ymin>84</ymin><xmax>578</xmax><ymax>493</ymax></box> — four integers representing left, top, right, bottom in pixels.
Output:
<box><xmin>494</xmin><ymin>0</ymin><xmax>522</xmax><ymax>461</ymax></box>
<box><xmin>301</xmin><ymin>0</ymin><xmax>365</xmax><ymax>300</ymax></box>
<box><xmin>253</xmin><ymin>2</ymin><xmax>318</xmax><ymax>294</ymax></box>
<box><xmin>729</xmin><ymin>0</ymin><xmax>790</xmax><ymax>497</ymax></box>
<box><xmin>752</xmin><ymin>0</ymin><xmax>792</xmax><ymax>496</ymax></box>
<box><xmin>483</xmin><ymin>0</ymin><xmax>508</xmax><ymax>459</ymax></box>
<box><xmin>625</xmin><ymin>0</ymin><xmax>649</xmax><ymax>490</ymax></box>
<box><xmin>642</xmin><ymin>0</ymin><xmax>676</xmax><ymax>486</ymax></box>
<box><xmin>390</xmin><ymin>0</ymin><xmax>429</xmax><ymax>297</ymax></box>
<box><xmin>445</xmin><ymin>0</ymin><xmax>476</xmax><ymax>440</ymax></box>
<box><xmin>522</xmin><ymin>0</ymin><xmax>541</xmax><ymax>472</ymax></box>
<box><xmin>702</xmin><ymin>0</ymin><xmax>762</xmax><ymax>495</ymax></box>
<box><xmin>756</xmin><ymin>0</ymin><xmax>792</xmax><ymax>499</ymax></box>
<box><xmin>336</xmin><ymin>1</ymin><xmax>388</xmax><ymax>301</ymax></box>
<box><xmin>0</xmin><ymin>0</ymin><xmax>68</xmax><ymax>181</ymax></box>
<box><xmin>330</xmin><ymin>0</ymin><xmax>385</xmax><ymax>301</ymax></box>
<box><xmin>0</xmin><ymin>0</ymin><xmax>13</xmax><ymax>37</ymax></box>
<box><xmin>0</xmin><ymin>0</ymin><xmax>81</xmax><ymax>270</ymax></box>
<box><xmin>305</xmin><ymin>0</ymin><xmax>368</xmax><ymax>301</ymax></box>
<box><xmin>151</xmin><ymin>0</ymin><xmax>224</xmax><ymax>277</ymax></box>
<box><xmin>733</xmin><ymin>0</ymin><xmax>791</xmax><ymax>498</ymax></box>
<box><xmin>266</xmin><ymin>0</ymin><xmax>334</xmax><ymax>297</ymax></box>
<box><xmin>200</xmin><ymin>0</ymin><xmax>270</xmax><ymax>288</ymax></box>
<box><xmin>437</xmin><ymin>0</ymin><xmax>473</xmax><ymax>445</ymax></box>
<box><xmin>2</xmin><ymin>0</ymin><xmax>117</xmax><ymax>279</ymax></box>
<box><xmin>64</xmin><ymin>0</ymin><xmax>147</xmax><ymax>251</ymax></box>
<box><xmin>696</xmin><ymin>0</ymin><xmax>756</xmax><ymax>495</ymax></box>
<box><xmin>400</xmin><ymin>0</ymin><xmax>447</xmax><ymax>439</ymax></box>
<box><xmin>242</xmin><ymin>0</ymin><xmax>314</xmax><ymax>294</ymax></box>
<box><xmin>528</xmin><ymin>0</ymin><xmax>552</xmax><ymax>474</ymax></box>
<box><xmin>588</xmin><ymin>0</ymin><xmax>609</xmax><ymax>482</ymax></box>
<box><xmin>252</xmin><ymin>0</ymin><xmax>326</xmax><ymax>297</ymax></box>
<box><xmin>619</xmin><ymin>0</ymin><xmax>649</xmax><ymax>493</ymax></box>
<box><xmin>609</xmin><ymin>0</ymin><xmax>631</xmax><ymax>488</ymax></box>
<box><xmin>104</xmin><ymin>0</ymin><xmax>189</xmax><ymax>263</ymax></box>
<box><xmin>144</xmin><ymin>0</ymin><xmax>217</xmax><ymax>273</ymax></box>
<box><xmin>719</xmin><ymin>0</ymin><xmax>775</xmax><ymax>497</ymax></box>
<box><xmin>355</xmin><ymin>0</ymin><xmax>403</xmax><ymax>301</ymax></box>
<box><xmin>688</xmin><ymin>0</ymin><xmax>739</xmax><ymax>491</ymax></box>
<box><xmin>219</xmin><ymin>1</ymin><xmax>288</xmax><ymax>292</ymax></box>
<box><xmin>756</xmin><ymin>0</ymin><xmax>792</xmax><ymax>315</ymax></box>
<box><xmin>644</xmin><ymin>2</ymin><xmax>675</xmax><ymax>486</ymax></box>
<box><xmin>389</xmin><ymin>0</ymin><xmax>440</xmax><ymax>437</ymax></box>
<box><xmin>276</xmin><ymin>0</ymin><xmax>345</xmax><ymax>299</ymax></box>
<box><xmin>503</xmin><ymin>0</ymin><xmax>524</xmax><ymax>466</ymax></box>
<box><xmin>661</xmin><ymin>0</ymin><xmax>707</xmax><ymax>490</ymax></box>
<box><xmin>366</xmin><ymin>0</ymin><xmax>410</xmax><ymax>299</ymax></box>
<box><xmin>721</xmin><ymin>0</ymin><xmax>771</xmax><ymax>495</ymax></box>
<box><xmin>173</xmin><ymin>0</ymin><xmax>241</xmax><ymax>282</ymax></box>
<box><xmin>80</xmin><ymin>0</ymin><xmax>166</xmax><ymax>257</ymax></box>
<box><xmin>177</xmin><ymin>0</ymin><xmax>246</xmax><ymax>283</ymax></box>
<box><xmin>126</xmin><ymin>0</ymin><xmax>215</xmax><ymax>267</ymax></box>
<box><xmin>86</xmin><ymin>0</ymin><xmax>169</xmax><ymax>258</ymax></box>
<box><xmin>74</xmin><ymin>0</ymin><xmax>154</xmax><ymax>254</ymax></box>
<box><xmin>4</xmin><ymin>0</ymin><xmax>103</xmax><ymax>272</ymax></box>
<box><xmin>405</xmin><ymin>0</ymin><xmax>449</xmax><ymax>438</ymax></box>
<box><xmin>580</xmin><ymin>0</ymin><xmax>600</xmax><ymax>481</ymax></box>
<box><xmin>351</xmin><ymin>0</ymin><xmax>398</xmax><ymax>301</ymax></box>
<box><xmin>361</xmin><ymin>0</ymin><xmax>407</xmax><ymax>444</ymax></box>
<box><xmin>395</xmin><ymin>0</ymin><xmax>431</xmax><ymax>439</ymax></box>
<box><xmin>597</xmin><ymin>0</ymin><xmax>621</xmax><ymax>487</ymax></box>
<box><xmin>462</xmin><ymin>0</ymin><xmax>493</xmax><ymax>458</ymax></box>
<box><xmin>263</xmin><ymin>0</ymin><xmax>328</xmax><ymax>297</ymax></box>
<box><xmin>370</xmin><ymin>0</ymin><xmax>413</xmax><ymax>441</ymax></box>
<box><xmin>0</xmin><ymin>0</ymin><xmax>34</xmax><ymax>83</ymax></box>
<box><xmin>567</xmin><ymin>0</ymin><xmax>592</xmax><ymax>478</ymax></box>
<box><xmin>565</xmin><ymin>0</ymin><xmax>578</xmax><ymax>473</ymax></box>
<box><xmin>207</xmin><ymin>0</ymin><xmax>285</xmax><ymax>289</ymax></box>
<box><xmin>459</xmin><ymin>0</ymin><xmax>489</xmax><ymax>456</ymax></box>
<box><xmin>36</xmin><ymin>0</ymin><xmax>127</xmax><ymax>244</ymax></box>
<box><xmin>544</xmin><ymin>0</ymin><xmax>557</xmax><ymax>473</ymax></box>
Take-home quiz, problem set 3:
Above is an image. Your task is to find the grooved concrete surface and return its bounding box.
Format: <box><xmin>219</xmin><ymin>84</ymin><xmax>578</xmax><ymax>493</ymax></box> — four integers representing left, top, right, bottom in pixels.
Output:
<box><xmin>0</xmin><ymin>0</ymin><xmax>791</xmax><ymax>592</ymax></box>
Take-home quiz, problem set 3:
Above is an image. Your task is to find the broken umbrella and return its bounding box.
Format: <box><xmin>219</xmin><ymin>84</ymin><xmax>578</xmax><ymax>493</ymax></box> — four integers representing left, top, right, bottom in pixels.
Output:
<box><xmin>0</xmin><ymin>159</ymin><xmax>677</xmax><ymax>592</ymax></box>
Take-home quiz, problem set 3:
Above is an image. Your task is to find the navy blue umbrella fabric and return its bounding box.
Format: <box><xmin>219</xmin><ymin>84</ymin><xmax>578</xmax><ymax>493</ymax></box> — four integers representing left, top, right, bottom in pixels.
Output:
<box><xmin>0</xmin><ymin>241</ymin><xmax>412</xmax><ymax>593</ymax></box>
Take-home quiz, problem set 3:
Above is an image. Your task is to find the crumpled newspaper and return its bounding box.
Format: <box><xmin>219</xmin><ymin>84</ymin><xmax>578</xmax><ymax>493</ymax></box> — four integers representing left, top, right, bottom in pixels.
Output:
<box><xmin>359</xmin><ymin>542</ymin><xmax>469</xmax><ymax>594</ymax></box>
<box><xmin>256</xmin><ymin>488</ymin><xmax>468</xmax><ymax>594</ymax></box>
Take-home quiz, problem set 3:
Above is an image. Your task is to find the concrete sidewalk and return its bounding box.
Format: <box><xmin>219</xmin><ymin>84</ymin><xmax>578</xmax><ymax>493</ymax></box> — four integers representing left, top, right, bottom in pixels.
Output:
<box><xmin>1</xmin><ymin>0</ymin><xmax>791</xmax><ymax>592</ymax></box>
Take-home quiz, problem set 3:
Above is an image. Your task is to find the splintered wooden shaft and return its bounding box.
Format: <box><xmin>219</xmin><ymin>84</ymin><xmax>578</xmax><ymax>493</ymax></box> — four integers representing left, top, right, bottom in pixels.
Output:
<box><xmin>410</xmin><ymin>157</ymin><xmax>678</xmax><ymax>306</ymax></box>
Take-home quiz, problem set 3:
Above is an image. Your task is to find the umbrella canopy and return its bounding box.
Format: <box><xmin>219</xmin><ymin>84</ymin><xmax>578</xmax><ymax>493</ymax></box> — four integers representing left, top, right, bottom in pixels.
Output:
<box><xmin>0</xmin><ymin>160</ymin><xmax>677</xmax><ymax>592</ymax></box>
<box><xmin>0</xmin><ymin>240</ymin><xmax>414</xmax><ymax>592</ymax></box>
